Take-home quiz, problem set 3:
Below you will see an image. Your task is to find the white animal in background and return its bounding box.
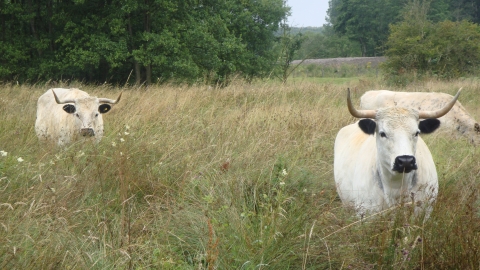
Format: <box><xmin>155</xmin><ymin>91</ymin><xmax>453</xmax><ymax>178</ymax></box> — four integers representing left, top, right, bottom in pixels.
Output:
<box><xmin>334</xmin><ymin>88</ymin><xmax>461</xmax><ymax>217</ymax></box>
<box><xmin>360</xmin><ymin>89</ymin><xmax>479</xmax><ymax>144</ymax></box>
<box><xmin>35</xmin><ymin>88</ymin><xmax>122</xmax><ymax>146</ymax></box>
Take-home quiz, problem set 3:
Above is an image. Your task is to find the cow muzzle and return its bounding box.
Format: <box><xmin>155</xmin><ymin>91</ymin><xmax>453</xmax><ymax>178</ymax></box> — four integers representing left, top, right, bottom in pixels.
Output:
<box><xmin>393</xmin><ymin>155</ymin><xmax>417</xmax><ymax>173</ymax></box>
<box><xmin>80</xmin><ymin>128</ymin><xmax>95</xmax><ymax>137</ymax></box>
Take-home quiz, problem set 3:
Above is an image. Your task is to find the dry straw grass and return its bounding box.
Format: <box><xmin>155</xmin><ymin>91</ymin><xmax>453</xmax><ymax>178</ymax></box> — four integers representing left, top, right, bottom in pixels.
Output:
<box><xmin>0</xmin><ymin>77</ymin><xmax>479</xmax><ymax>269</ymax></box>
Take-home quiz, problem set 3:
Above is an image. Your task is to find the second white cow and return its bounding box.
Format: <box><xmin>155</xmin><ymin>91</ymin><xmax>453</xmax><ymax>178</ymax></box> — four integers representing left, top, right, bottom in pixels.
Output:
<box><xmin>360</xmin><ymin>89</ymin><xmax>479</xmax><ymax>144</ymax></box>
<box><xmin>334</xmin><ymin>89</ymin><xmax>461</xmax><ymax>217</ymax></box>
<box><xmin>35</xmin><ymin>88</ymin><xmax>122</xmax><ymax>146</ymax></box>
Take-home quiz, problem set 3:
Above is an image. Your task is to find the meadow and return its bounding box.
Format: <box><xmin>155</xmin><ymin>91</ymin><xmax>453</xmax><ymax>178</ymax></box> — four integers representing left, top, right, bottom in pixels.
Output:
<box><xmin>0</xmin><ymin>75</ymin><xmax>479</xmax><ymax>269</ymax></box>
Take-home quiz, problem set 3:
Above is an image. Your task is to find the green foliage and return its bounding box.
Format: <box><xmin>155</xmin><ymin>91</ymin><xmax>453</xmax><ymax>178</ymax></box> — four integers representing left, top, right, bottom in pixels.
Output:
<box><xmin>383</xmin><ymin>18</ymin><xmax>480</xmax><ymax>84</ymax></box>
<box><xmin>293</xmin><ymin>25</ymin><xmax>362</xmax><ymax>59</ymax></box>
<box><xmin>326</xmin><ymin>0</ymin><xmax>480</xmax><ymax>60</ymax></box>
<box><xmin>0</xmin><ymin>0</ymin><xmax>289</xmax><ymax>85</ymax></box>
<box><xmin>273</xmin><ymin>23</ymin><xmax>305</xmax><ymax>83</ymax></box>
<box><xmin>330</xmin><ymin>0</ymin><xmax>407</xmax><ymax>56</ymax></box>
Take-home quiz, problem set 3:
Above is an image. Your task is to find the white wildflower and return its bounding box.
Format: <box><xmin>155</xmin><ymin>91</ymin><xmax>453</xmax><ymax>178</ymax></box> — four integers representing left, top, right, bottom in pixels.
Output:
<box><xmin>120</xmin><ymin>138</ymin><xmax>125</xmax><ymax>142</ymax></box>
<box><xmin>111</xmin><ymin>141</ymin><xmax>116</xmax><ymax>147</ymax></box>
<box><xmin>125</xmin><ymin>125</ymin><xmax>130</xmax><ymax>130</ymax></box>
<box><xmin>124</xmin><ymin>132</ymin><xmax>129</xmax><ymax>135</ymax></box>
<box><xmin>17</xmin><ymin>157</ymin><xmax>24</xmax><ymax>162</ymax></box>
<box><xmin>281</xmin><ymin>169</ymin><xmax>287</xmax><ymax>176</ymax></box>
<box><xmin>279</xmin><ymin>181</ymin><xmax>285</xmax><ymax>186</ymax></box>
<box><xmin>0</xmin><ymin>150</ymin><xmax>7</xmax><ymax>157</ymax></box>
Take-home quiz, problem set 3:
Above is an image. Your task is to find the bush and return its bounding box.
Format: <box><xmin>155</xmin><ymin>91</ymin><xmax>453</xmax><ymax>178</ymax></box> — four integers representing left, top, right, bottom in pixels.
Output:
<box><xmin>383</xmin><ymin>20</ymin><xmax>480</xmax><ymax>83</ymax></box>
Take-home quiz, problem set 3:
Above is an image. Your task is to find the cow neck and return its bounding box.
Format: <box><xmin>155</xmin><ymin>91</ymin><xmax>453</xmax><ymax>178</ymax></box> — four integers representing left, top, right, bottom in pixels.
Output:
<box><xmin>375</xmin><ymin>165</ymin><xmax>418</xmax><ymax>206</ymax></box>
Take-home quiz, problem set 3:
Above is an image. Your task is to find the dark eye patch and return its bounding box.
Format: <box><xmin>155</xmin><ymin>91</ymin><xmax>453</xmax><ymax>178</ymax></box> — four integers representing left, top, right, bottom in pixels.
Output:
<box><xmin>63</xmin><ymin>104</ymin><xmax>76</xmax><ymax>114</ymax></box>
<box><xmin>419</xmin><ymin>118</ymin><xmax>441</xmax><ymax>134</ymax></box>
<box><xmin>358</xmin><ymin>119</ymin><xmax>376</xmax><ymax>135</ymax></box>
<box><xmin>99</xmin><ymin>104</ymin><xmax>112</xmax><ymax>114</ymax></box>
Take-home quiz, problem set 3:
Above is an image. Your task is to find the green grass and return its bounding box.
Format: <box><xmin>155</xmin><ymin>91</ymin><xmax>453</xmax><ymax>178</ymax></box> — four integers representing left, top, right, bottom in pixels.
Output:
<box><xmin>0</xmin><ymin>78</ymin><xmax>479</xmax><ymax>269</ymax></box>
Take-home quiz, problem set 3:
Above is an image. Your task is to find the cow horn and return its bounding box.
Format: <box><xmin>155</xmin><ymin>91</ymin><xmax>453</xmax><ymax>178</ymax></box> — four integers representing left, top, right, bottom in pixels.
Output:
<box><xmin>347</xmin><ymin>88</ymin><xmax>376</xmax><ymax>119</ymax></box>
<box><xmin>418</xmin><ymin>88</ymin><xmax>462</xmax><ymax>119</ymax></box>
<box><xmin>52</xmin><ymin>89</ymin><xmax>75</xmax><ymax>104</ymax></box>
<box><xmin>98</xmin><ymin>92</ymin><xmax>122</xmax><ymax>104</ymax></box>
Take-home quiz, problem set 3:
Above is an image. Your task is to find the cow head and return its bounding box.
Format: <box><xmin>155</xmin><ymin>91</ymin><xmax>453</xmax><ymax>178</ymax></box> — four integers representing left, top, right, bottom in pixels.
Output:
<box><xmin>52</xmin><ymin>90</ymin><xmax>122</xmax><ymax>137</ymax></box>
<box><xmin>348</xmin><ymin>88</ymin><xmax>461</xmax><ymax>174</ymax></box>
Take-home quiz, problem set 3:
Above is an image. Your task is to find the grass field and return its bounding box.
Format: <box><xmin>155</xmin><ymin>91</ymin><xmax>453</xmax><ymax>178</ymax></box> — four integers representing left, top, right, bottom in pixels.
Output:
<box><xmin>0</xmin><ymin>77</ymin><xmax>479</xmax><ymax>269</ymax></box>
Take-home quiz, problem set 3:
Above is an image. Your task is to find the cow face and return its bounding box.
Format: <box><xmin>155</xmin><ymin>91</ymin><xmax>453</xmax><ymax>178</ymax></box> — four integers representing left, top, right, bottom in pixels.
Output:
<box><xmin>358</xmin><ymin>109</ymin><xmax>441</xmax><ymax>174</ymax></box>
<box><xmin>61</xmin><ymin>97</ymin><xmax>110</xmax><ymax>137</ymax></box>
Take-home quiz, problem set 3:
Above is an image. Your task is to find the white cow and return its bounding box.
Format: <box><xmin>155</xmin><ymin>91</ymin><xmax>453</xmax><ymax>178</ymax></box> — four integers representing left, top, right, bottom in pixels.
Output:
<box><xmin>334</xmin><ymin>89</ymin><xmax>461</xmax><ymax>217</ymax></box>
<box><xmin>35</xmin><ymin>88</ymin><xmax>122</xmax><ymax>146</ymax></box>
<box><xmin>360</xmin><ymin>89</ymin><xmax>479</xmax><ymax>144</ymax></box>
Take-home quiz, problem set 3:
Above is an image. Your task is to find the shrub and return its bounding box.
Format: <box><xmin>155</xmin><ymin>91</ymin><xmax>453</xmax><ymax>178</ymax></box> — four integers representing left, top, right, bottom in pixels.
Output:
<box><xmin>383</xmin><ymin>20</ymin><xmax>480</xmax><ymax>84</ymax></box>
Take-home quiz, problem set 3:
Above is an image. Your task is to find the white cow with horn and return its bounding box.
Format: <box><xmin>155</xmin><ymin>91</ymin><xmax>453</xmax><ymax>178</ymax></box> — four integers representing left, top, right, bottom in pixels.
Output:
<box><xmin>35</xmin><ymin>88</ymin><xmax>122</xmax><ymax>146</ymax></box>
<box><xmin>359</xmin><ymin>89</ymin><xmax>479</xmax><ymax>145</ymax></box>
<box><xmin>334</xmin><ymin>88</ymin><xmax>461</xmax><ymax>217</ymax></box>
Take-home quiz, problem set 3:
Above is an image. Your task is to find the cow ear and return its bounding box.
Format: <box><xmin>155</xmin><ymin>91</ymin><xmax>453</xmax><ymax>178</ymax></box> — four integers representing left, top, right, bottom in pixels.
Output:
<box><xmin>475</xmin><ymin>123</ymin><xmax>480</xmax><ymax>133</ymax></box>
<box><xmin>99</xmin><ymin>104</ymin><xmax>112</xmax><ymax>114</ymax></box>
<box><xmin>419</xmin><ymin>118</ymin><xmax>441</xmax><ymax>134</ymax></box>
<box><xmin>63</xmin><ymin>104</ymin><xmax>76</xmax><ymax>114</ymax></box>
<box><xmin>358</xmin><ymin>119</ymin><xmax>376</xmax><ymax>135</ymax></box>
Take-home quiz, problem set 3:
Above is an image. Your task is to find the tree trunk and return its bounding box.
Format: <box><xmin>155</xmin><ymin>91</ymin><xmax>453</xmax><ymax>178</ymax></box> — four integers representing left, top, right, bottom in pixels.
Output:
<box><xmin>127</xmin><ymin>13</ymin><xmax>141</xmax><ymax>85</ymax></box>
<box><xmin>360</xmin><ymin>39</ymin><xmax>367</xmax><ymax>57</ymax></box>
<box><xmin>146</xmin><ymin>64</ymin><xmax>152</xmax><ymax>85</ymax></box>
<box><xmin>47</xmin><ymin>0</ymin><xmax>54</xmax><ymax>52</ymax></box>
<box><xmin>144</xmin><ymin>0</ymin><xmax>151</xmax><ymax>85</ymax></box>
<box><xmin>28</xmin><ymin>0</ymin><xmax>42</xmax><ymax>56</ymax></box>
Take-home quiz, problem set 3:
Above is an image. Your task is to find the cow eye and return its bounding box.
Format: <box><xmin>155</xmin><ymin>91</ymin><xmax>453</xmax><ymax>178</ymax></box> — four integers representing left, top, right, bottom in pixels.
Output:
<box><xmin>379</xmin><ymin>131</ymin><xmax>387</xmax><ymax>138</ymax></box>
<box><xmin>95</xmin><ymin>113</ymin><xmax>99</xmax><ymax>117</ymax></box>
<box><xmin>414</xmin><ymin>131</ymin><xmax>420</xmax><ymax>137</ymax></box>
<box><xmin>75</xmin><ymin>113</ymin><xmax>80</xmax><ymax>118</ymax></box>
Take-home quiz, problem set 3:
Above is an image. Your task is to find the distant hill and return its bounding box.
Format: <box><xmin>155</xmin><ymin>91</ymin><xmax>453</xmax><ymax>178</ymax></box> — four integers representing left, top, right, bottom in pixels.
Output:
<box><xmin>276</xmin><ymin>26</ymin><xmax>324</xmax><ymax>36</ymax></box>
<box><xmin>290</xmin><ymin>26</ymin><xmax>324</xmax><ymax>35</ymax></box>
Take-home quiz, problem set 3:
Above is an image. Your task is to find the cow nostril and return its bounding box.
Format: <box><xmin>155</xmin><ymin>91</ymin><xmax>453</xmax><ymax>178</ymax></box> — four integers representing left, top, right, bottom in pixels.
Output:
<box><xmin>393</xmin><ymin>155</ymin><xmax>417</xmax><ymax>173</ymax></box>
<box><xmin>80</xmin><ymin>128</ymin><xmax>95</xmax><ymax>137</ymax></box>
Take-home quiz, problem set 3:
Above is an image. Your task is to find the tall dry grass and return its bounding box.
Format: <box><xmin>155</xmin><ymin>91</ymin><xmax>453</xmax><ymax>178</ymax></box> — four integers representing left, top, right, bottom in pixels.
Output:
<box><xmin>0</xmin><ymin>77</ymin><xmax>479</xmax><ymax>269</ymax></box>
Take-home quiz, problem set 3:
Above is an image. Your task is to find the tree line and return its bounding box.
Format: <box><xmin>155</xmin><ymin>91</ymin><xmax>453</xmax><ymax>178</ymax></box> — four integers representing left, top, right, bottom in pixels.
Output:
<box><xmin>0</xmin><ymin>0</ymin><xmax>289</xmax><ymax>84</ymax></box>
<box><xmin>296</xmin><ymin>0</ymin><xmax>480</xmax><ymax>59</ymax></box>
<box><xmin>294</xmin><ymin>0</ymin><xmax>480</xmax><ymax>81</ymax></box>
<box><xmin>4</xmin><ymin>0</ymin><xmax>480</xmax><ymax>84</ymax></box>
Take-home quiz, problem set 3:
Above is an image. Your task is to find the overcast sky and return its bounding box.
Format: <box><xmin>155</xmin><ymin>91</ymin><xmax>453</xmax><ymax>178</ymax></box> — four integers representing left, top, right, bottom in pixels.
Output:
<box><xmin>287</xmin><ymin>0</ymin><xmax>329</xmax><ymax>27</ymax></box>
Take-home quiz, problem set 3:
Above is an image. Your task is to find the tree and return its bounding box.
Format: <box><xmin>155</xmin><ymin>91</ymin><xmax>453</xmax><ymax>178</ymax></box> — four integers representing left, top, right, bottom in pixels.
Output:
<box><xmin>274</xmin><ymin>21</ymin><xmax>305</xmax><ymax>84</ymax></box>
<box><xmin>448</xmin><ymin>0</ymin><xmax>480</xmax><ymax>23</ymax></box>
<box><xmin>0</xmin><ymin>0</ymin><xmax>289</xmax><ymax>84</ymax></box>
<box><xmin>293</xmin><ymin>25</ymin><xmax>361</xmax><ymax>59</ymax></box>
<box><xmin>125</xmin><ymin>0</ymin><xmax>290</xmax><ymax>85</ymax></box>
<box><xmin>330</xmin><ymin>0</ymin><xmax>407</xmax><ymax>56</ymax></box>
<box><xmin>383</xmin><ymin>0</ymin><xmax>480</xmax><ymax>81</ymax></box>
